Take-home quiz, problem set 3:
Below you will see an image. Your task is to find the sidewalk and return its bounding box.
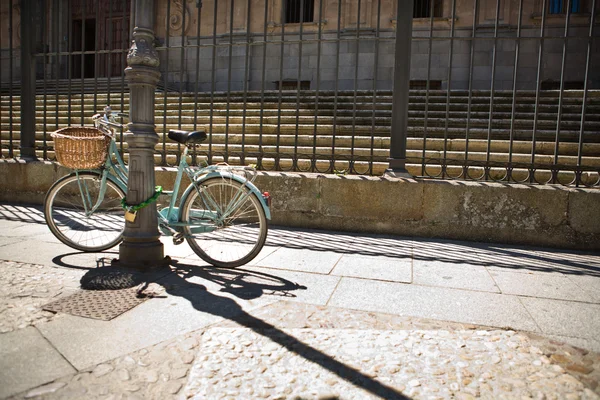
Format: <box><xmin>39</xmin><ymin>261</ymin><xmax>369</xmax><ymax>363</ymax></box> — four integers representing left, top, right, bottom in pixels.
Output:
<box><xmin>0</xmin><ymin>201</ymin><xmax>599</xmax><ymax>399</ymax></box>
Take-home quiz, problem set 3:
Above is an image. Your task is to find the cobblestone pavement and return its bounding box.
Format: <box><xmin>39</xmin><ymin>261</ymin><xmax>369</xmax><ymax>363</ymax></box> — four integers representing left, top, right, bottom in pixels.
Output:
<box><xmin>2</xmin><ymin>260</ymin><xmax>600</xmax><ymax>400</ymax></box>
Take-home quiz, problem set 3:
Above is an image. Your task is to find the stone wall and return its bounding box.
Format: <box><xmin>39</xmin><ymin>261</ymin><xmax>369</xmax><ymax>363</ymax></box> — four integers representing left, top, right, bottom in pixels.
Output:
<box><xmin>2</xmin><ymin>159</ymin><xmax>598</xmax><ymax>251</ymax></box>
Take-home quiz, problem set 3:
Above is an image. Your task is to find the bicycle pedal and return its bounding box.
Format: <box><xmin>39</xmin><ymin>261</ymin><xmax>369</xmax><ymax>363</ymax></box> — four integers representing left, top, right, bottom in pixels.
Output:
<box><xmin>173</xmin><ymin>233</ymin><xmax>184</xmax><ymax>245</ymax></box>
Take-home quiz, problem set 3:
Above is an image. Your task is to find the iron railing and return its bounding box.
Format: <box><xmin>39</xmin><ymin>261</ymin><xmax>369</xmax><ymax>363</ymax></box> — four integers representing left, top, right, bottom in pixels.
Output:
<box><xmin>1</xmin><ymin>0</ymin><xmax>599</xmax><ymax>186</ymax></box>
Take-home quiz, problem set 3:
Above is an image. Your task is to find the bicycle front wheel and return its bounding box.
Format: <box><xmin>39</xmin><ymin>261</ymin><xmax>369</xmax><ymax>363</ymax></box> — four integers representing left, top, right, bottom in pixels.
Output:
<box><xmin>44</xmin><ymin>172</ymin><xmax>126</xmax><ymax>252</ymax></box>
<box><xmin>181</xmin><ymin>177</ymin><xmax>268</xmax><ymax>268</ymax></box>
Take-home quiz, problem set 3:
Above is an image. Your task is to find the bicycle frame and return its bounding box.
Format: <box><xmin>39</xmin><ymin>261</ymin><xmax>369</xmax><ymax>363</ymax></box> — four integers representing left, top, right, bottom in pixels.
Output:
<box><xmin>88</xmin><ymin>114</ymin><xmax>270</xmax><ymax>238</ymax></box>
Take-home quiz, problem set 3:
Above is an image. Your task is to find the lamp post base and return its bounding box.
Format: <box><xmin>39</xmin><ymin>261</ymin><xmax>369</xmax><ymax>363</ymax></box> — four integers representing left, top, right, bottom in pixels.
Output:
<box><xmin>116</xmin><ymin>240</ymin><xmax>169</xmax><ymax>270</ymax></box>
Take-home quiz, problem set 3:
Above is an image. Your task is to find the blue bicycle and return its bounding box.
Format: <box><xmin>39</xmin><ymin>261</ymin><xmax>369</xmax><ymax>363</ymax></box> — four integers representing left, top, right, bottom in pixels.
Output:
<box><xmin>44</xmin><ymin>106</ymin><xmax>271</xmax><ymax>268</ymax></box>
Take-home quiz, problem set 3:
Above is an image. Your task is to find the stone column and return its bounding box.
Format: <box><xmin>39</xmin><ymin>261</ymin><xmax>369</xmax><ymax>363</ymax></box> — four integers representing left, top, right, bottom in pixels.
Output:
<box><xmin>118</xmin><ymin>1</ymin><xmax>165</xmax><ymax>268</ymax></box>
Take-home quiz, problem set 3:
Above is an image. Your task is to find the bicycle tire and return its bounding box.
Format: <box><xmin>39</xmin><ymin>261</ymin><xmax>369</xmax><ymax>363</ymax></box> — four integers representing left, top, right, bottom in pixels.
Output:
<box><xmin>181</xmin><ymin>176</ymin><xmax>268</xmax><ymax>268</ymax></box>
<box><xmin>44</xmin><ymin>172</ymin><xmax>126</xmax><ymax>252</ymax></box>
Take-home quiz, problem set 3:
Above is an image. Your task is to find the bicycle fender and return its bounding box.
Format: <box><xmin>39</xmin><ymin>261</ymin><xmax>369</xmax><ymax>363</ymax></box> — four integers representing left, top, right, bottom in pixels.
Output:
<box><xmin>180</xmin><ymin>171</ymin><xmax>271</xmax><ymax>220</ymax></box>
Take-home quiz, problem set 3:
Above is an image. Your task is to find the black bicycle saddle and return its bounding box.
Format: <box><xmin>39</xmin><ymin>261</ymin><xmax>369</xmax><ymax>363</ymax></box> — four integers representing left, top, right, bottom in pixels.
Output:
<box><xmin>168</xmin><ymin>129</ymin><xmax>207</xmax><ymax>145</ymax></box>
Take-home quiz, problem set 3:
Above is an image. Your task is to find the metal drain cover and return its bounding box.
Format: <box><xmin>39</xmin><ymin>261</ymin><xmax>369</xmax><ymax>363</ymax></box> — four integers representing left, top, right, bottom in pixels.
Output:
<box><xmin>43</xmin><ymin>287</ymin><xmax>147</xmax><ymax>321</ymax></box>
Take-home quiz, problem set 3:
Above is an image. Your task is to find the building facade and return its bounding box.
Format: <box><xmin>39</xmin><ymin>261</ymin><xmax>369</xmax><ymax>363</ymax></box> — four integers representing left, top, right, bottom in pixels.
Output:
<box><xmin>1</xmin><ymin>0</ymin><xmax>599</xmax><ymax>91</ymax></box>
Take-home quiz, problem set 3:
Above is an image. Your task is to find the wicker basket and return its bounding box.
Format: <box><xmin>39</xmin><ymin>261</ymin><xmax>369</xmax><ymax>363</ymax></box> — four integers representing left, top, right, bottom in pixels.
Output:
<box><xmin>51</xmin><ymin>126</ymin><xmax>111</xmax><ymax>169</ymax></box>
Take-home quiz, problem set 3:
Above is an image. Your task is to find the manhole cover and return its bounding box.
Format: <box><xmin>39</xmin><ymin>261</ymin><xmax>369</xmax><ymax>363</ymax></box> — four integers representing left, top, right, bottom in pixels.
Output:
<box><xmin>43</xmin><ymin>287</ymin><xmax>147</xmax><ymax>321</ymax></box>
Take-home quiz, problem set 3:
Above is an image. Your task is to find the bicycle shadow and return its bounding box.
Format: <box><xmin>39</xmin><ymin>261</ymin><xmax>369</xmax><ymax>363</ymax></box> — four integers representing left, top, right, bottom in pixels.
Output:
<box><xmin>157</xmin><ymin>261</ymin><xmax>409</xmax><ymax>400</ymax></box>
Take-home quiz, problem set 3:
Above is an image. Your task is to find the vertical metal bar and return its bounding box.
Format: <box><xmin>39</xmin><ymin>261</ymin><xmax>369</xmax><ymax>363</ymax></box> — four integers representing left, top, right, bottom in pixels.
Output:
<box><xmin>192</xmin><ymin>0</ymin><xmax>202</xmax><ymax>166</ymax></box>
<box><xmin>120</xmin><ymin>0</ymin><xmax>127</xmax><ymax>127</ymax></box>
<box><xmin>67</xmin><ymin>0</ymin><xmax>73</xmax><ymax>125</ymax></box>
<box><xmin>507</xmin><ymin>0</ymin><xmax>524</xmax><ymax>182</ymax></box>
<box><xmin>81</xmin><ymin>0</ymin><xmax>86</xmax><ymax>125</ymax></box>
<box><xmin>420</xmin><ymin>0</ymin><xmax>436</xmax><ymax>176</ymax></box>
<box><xmin>107</xmin><ymin>0</ymin><xmax>113</xmax><ymax>105</ymax></box>
<box><xmin>442</xmin><ymin>0</ymin><xmax>457</xmax><ymax>178</ymax></box>
<box><xmin>94</xmin><ymin>0</ymin><xmax>99</xmax><ymax>112</ymax></box>
<box><xmin>294</xmin><ymin>0</ymin><xmax>305</xmax><ymax>170</ymax></box>
<box><xmin>241</xmin><ymin>0</ymin><xmax>252</xmax><ymax>166</ymax></box>
<box><xmin>42</xmin><ymin>0</ymin><xmax>48</xmax><ymax>159</ymax></box>
<box><xmin>530</xmin><ymin>0</ymin><xmax>548</xmax><ymax>182</ymax></box>
<box><xmin>178</xmin><ymin>0</ymin><xmax>188</xmax><ymax>164</ymax></box>
<box><xmin>275</xmin><ymin>0</ymin><xmax>286</xmax><ymax>170</ymax></box>
<box><xmin>55</xmin><ymin>0</ymin><xmax>60</xmax><ymax>135</ymax></box>
<box><xmin>208</xmin><ymin>0</ymin><xmax>218</xmax><ymax>165</ymax></box>
<box><xmin>225</xmin><ymin>0</ymin><xmax>235</xmax><ymax>163</ymax></box>
<box><xmin>258</xmin><ymin>0</ymin><xmax>269</xmax><ymax>169</ymax></box>
<box><xmin>120</xmin><ymin>0</ymin><xmax>127</xmax><ymax>156</ymax></box>
<box><xmin>369</xmin><ymin>0</ymin><xmax>382</xmax><ymax>175</ymax></box>
<box><xmin>463</xmin><ymin>0</ymin><xmax>479</xmax><ymax>179</ymax></box>
<box><xmin>8</xmin><ymin>0</ymin><xmax>14</xmax><ymax>157</ymax></box>
<box><xmin>387</xmin><ymin>0</ymin><xmax>413</xmax><ymax>176</ymax></box>
<box><xmin>552</xmin><ymin>0</ymin><xmax>573</xmax><ymax>183</ymax></box>
<box><xmin>350</xmin><ymin>0</ymin><xmax>362</xmax><ymax>173</ymax></box>
<box><xmin>330</xmin><ymin>0</ymin><xmax>342</xmax><ymax>173</ymax></box>
<box><xmin>20</xmin><ymin>0</ymin><xmax>38</xmax><ymax>160</ymax></box>
<box><xmin>162</xmin><ymin>0</ymin><xmax>172</xmax><ymax>165</ymax></box>
<box><xmin>0</xmin><ymin>4</ymin><xmax>3</xmax><ymax>157</ymax></box>
<box><xmin>485</xmin><ymin>0</ymin><xmax>501</xmax><ymax>180</ymax></box>
<box><xmin>576</xmin><ymin>0</ymin><xmax>596</xmax><ymax>186</ymax></box>
<box><xmin>193</xmin><ymin>0</ymin><xmax>202</xmax><ymax>131</ymax></box>
<box><xmin>311</xmin><ymin>0</ymin><xmax>324</xmax><ymax>172</ymax></box>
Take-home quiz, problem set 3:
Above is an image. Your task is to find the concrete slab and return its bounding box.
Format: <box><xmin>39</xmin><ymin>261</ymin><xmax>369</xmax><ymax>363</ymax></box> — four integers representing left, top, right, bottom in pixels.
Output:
<box><xmin>331</xmin><ymin>254</ymin><xmax>412</xmax><ymax>283</ymax></box>
<box><xmin>350</xmin><ymin>235</ymin><xmax>413</xmax><ymax>259</ymax></box>
<box><xmin>520</xmin><ymin>297</ymin><xmax>600</xmax><ymax>340</ymax></box>
<box><xmin>0</xmin><ymin>236</ymin><xmax>23</xmax><ymax>248</ymax></box>
<box><xmin>565</xmin><ymin>274</ymin><xmax>600</xmax><ymax>303</ymax></box>
<box><xmin>489</xmin><ymin>269</ymin><xmax>597</xmax><ymax>302</ymax></box>
<box><xmin>0</xmin><ymin>327</ymin><xmax>76</xmax><ymax>399</ymax></box>
<box><xmin>271</xmin><ymin>229</ymin><xmax>365</xmax><ymax>254</ymax></box>
<box><xmin>328</xmin><ymin>277</ymin><xmax>540</xmax><ymax>332</ymax></box>
<box><xmin>0</xmin><ymin>220</ymin><xmax>39</xmax><ymax>237</ymax></box>
<box><xmin>0</xmin><ymin>238</ymin><xmax>91</xmax><ymax>266</ymax></box>
<box><xmin>413</xmin><ymin>259</ymin><xmax>500</xmax><ymax>292</ymax></box>
<box><xmin>256</xmin><ymin>247</ymin><xmax>343</xmax><ymax>274</ymax></box>
<box><xmin>241</xmin><ymin>266</ymin><xmax>342</xmax><ymax>305</ymax></box>
<box><xmin>37</xmin><ymin>276</ymin><xmax>275</xmax><ymax>371</ymax></box>
<box><xmin>0</xmin><ymin>204</ymin><xmax>46</xmax><ymax>225</ymax></box>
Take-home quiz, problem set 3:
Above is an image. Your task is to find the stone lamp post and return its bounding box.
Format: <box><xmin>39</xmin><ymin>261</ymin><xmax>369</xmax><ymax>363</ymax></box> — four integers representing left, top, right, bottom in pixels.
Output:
<box><xmin>118</xmin><ymin>1</ymin><xmax>166</xmax><ymax>269</ymax></box>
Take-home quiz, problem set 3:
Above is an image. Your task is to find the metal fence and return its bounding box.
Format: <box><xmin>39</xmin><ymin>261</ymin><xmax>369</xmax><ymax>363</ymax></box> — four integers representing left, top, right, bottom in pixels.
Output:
<box><xmin>1</xmin><ymin>0</ymin><xmax>599</xmax><ymax>186</ymax></box>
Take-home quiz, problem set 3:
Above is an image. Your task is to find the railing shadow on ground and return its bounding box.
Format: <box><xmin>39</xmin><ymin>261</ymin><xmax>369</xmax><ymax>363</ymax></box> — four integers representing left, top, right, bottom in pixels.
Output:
<box><xmin>2</xmin><ymin>202</ymin><xmax>598</xmax><ymax>277</ymax></box>
<box><xmin>155</xmin><ymin>261</ymin><xmax>411</xmax><ymax>400</ymax></box>
<box><xmin>264</xmin><ymin>226</ymin><xmax>600</xmax><ymax>277</ymax></box>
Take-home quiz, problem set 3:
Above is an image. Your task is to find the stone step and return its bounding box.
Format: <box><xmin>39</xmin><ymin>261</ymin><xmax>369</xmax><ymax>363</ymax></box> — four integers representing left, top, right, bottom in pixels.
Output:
<box><xmin>2</xmin><ymin>124</ymin><xmax>600</xmax><ymax>143</ymax></box>
<box><xmin>4</xmin><ymin>112</ymin><xmax>599</xmax><ymax>130</ymax></box>
<box><xmin>4</xmin><ymin>120</ymin><xmax>600</xmax><ymax>143</ymax></box>
<box><xmin>4</xmin><ymin>131</ymin><xmax>600</xmax><ymax>159</ymax></box>
<box><xmin>5</xmin><ymin>106</ymin><xmax>600</xmax><ymax>122</ymax></box>
<box><xmin>3</xmin><ymin>147</ymin><xmax>597</xmax><ymax>186</ymax></box>
<box><xmin>3</xmin><ymin>90</ymin><xmax>600</xmax><ymax>105</ymax></box>
<box><xmin>6</xmin><ymin>138</ymin><xmax>597</xmax><ymax>168</ymax></box>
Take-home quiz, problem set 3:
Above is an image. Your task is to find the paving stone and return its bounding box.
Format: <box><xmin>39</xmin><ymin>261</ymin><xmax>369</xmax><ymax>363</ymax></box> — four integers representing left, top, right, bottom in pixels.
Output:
<box><xmin>331</xmin><ymin>254</ymin><xmax>412</xmax><ymax>283</ymax></box>
<box><xmin>520</xmin><ymin>297</ymin><xmax>600</xmax><ymax>341</ymax></box>
<box><xmin>413</xmin><ymin>259</ymin><xmax>499</xmax><ymax>292</ymax></box>
<box><xmin>255</xmin><ymin>247</ymin><xmax>343</xmax><ymax>274</ymax></box>
<box><xmin>328</xmin><ymin>277</ymin><xmax>540</xmax><ymax>332</ymax></box>
<box><xmin>0</xmin><ymin>327</ymin><xmax>76</xmax><ymax>399</ymax></box>
<box><xmin>490</xmin><ymin>269</ymin><xmax>596</xmax><ymax>302</ymax></box>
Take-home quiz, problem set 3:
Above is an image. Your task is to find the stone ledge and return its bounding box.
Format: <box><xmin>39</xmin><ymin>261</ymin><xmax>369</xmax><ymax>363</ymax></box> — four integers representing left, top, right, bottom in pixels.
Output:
<box><xmin>1</xmin><ymin>160</ymin><xmax>598</xmax><ymax>251</ymax></box>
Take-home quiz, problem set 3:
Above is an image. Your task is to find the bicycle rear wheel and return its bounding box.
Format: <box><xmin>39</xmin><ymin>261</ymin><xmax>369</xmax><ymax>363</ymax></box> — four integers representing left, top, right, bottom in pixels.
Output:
<box><xmin>44</xmin><ymin>172</ymin><xmax>126</xmax><ymax>252</ymax></box>
<box><xmin>181</xmin><ymin>177</ymin><xmax>268</xmax><ymax>268</ymax></box>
